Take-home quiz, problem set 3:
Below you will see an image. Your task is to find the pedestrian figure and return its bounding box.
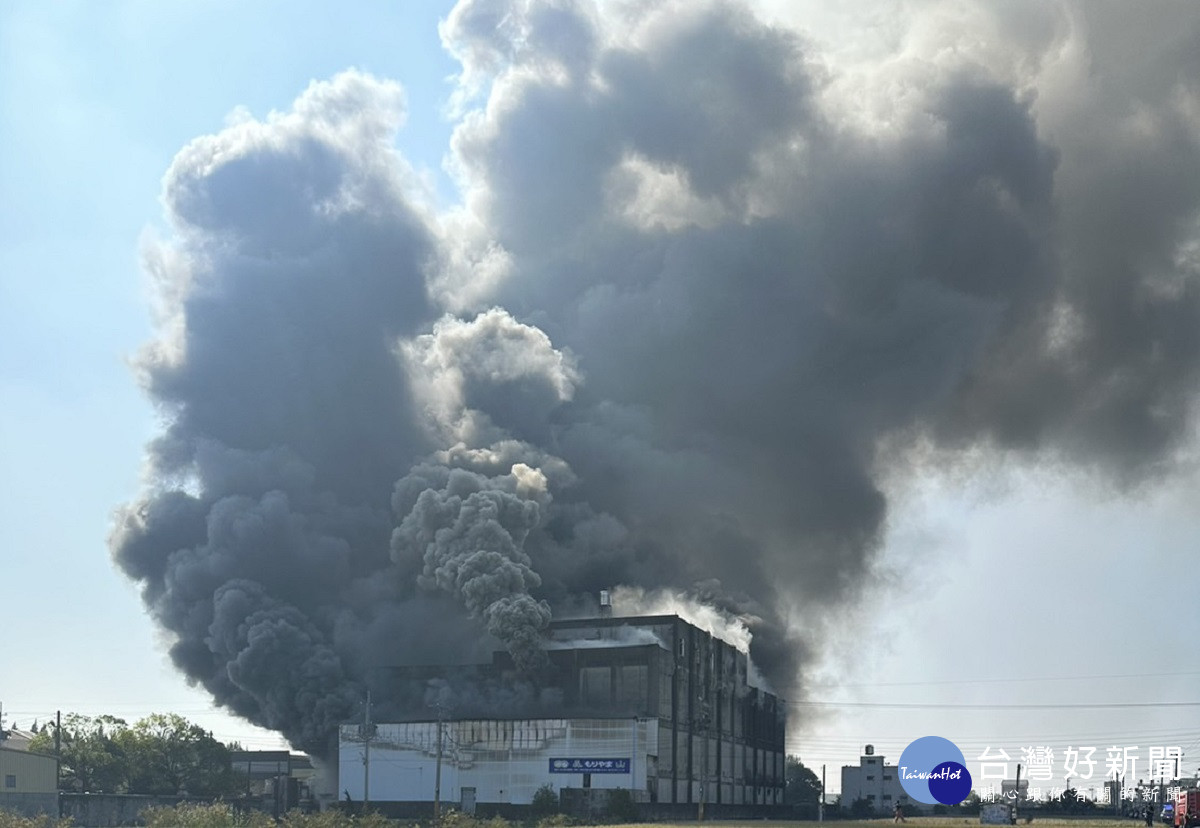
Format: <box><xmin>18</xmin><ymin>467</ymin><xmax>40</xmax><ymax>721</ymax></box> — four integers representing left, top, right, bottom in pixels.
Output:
<box><xmin>1146</xmin><ymin>805</ymin><xmax>1154</xmax><ymax>827</ymax></box>
<box><xmin>894</xmin><ymin>803</ymin><xmax>906</xmax><ymax>823</ymax></box>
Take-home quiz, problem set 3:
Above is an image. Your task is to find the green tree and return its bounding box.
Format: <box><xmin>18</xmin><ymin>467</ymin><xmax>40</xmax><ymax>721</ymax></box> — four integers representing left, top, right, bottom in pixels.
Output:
<box><xmin>27</xmin><ymin>712</ymin><xmax>241</xmax><ymax>797</ymax></box>
<box><xmin>28</xmin><ymin>713</ymin><xmax>128</xmax><ymax>792</ymax></box>
<box><xmin>1060</xmin><ymin>787</ymin><xmax>1081</xmax><ymax>814</ymax></box>
<box><xmin>118</xmin><ymin>713</ymin><xmax>240</xmax><ymax>797</ymax></box>
<box><xmin>530</xmin><ymin>784</ymin><xmax>559</xmax><ymax>817</ymax></box>
<box><xmin>784</xmin><ymin>756</ymin><xmax>822</xmax><ymax>806</ymax></box>
<box><xmin>605</xmin><ymin>788</ymin><xmax>638</xmax><ymax>823</ymax></box>
<box><xmin>849</xmin><ymin>796</ymin><xmax>874</xmax><ymax>818</ymax></box>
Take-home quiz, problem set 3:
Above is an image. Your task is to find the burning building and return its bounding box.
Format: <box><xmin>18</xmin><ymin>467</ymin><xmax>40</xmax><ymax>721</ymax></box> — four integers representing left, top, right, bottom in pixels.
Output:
<box><xmin>108</xmin><ymin>4</ymin><xmax>1200</xmax><ymax>810</ymax></box>
<box><xmin>338</xmin><ymin>611</ymin><xmax>785</xmax><ymax>816</ymax></box>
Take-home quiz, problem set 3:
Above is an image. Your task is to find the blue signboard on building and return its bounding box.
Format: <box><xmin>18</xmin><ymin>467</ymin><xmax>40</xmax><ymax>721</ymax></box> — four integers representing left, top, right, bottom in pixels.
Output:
<box><xmin>548</xmin><ymin>758</ymin><xmax>631</xmax><ymax>774</ymax></box>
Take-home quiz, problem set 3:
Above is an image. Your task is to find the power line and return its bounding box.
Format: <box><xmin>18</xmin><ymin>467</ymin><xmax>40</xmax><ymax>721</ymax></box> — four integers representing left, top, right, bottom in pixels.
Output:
<box><xmin>786</xmin><ymin>726</ymin><xmax>1200</xmax><ymax>746</ymax></box>
<box><xmin>808</xmin><ymin>670</ymin><xmax>1200</xmax><ymax>690</ymax></box>
<box><xmin>790</xmin><ymin>700</ymin><xmax>1200</xmax><ymax>710</ymax></box>
<box><xmin>789</xmin><ymin>736</ymin><xmax>1200</xmax><ymax>752</ymax></box>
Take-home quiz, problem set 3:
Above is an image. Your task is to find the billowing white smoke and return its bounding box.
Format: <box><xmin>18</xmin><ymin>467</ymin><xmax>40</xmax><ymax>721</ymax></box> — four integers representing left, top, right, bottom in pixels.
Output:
<box><xmin>611</xmin><ymin>586</ymin><xmax>755</xmax><ymax>654</ymax></box>
<box><xmin>610</xmin><ymin>585</ymin><xmax>772</xmax><ymax>690</ymax></box>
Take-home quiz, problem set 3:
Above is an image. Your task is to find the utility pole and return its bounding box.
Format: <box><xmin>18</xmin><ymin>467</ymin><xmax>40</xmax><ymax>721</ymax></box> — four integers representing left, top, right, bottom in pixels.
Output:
<box><xmin>55</xmin><ymin>710</ymin><xmax>62</xmax><ymax>791</ymax></box>
<box><xmin>697</xmin><ymin>704</ymin><xmax>710</xmax><ymax>821</ymax></box>
<box><xmin>1013</xmin><ymin>763</ymin><xmax>1021</xmax><ymax>823</ymax></box>
<box><xmin>360</xmin><ymin>691</ymin><xmax>373</xmax><ymax>811</ymax></box>
<box><xmin>820</xmin><ymin>764</ymin><xmax>826</xmax><ymax>822</ymax></box>
<box><xmin>434</xmin><ymin>702</ymin><xmax>445</xmax><ymax>820</ymax></box>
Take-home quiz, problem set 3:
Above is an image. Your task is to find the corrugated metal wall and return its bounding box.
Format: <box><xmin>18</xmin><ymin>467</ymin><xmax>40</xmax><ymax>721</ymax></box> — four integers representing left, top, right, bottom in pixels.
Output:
<box><xmin>0</xmin><ymin>748</ymin><xmax>58</xmax><ymax>793</ymax></box>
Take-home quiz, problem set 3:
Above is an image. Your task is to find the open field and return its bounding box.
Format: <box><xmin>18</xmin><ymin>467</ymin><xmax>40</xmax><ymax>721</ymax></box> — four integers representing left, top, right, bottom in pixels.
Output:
<box><xmin>0</xmin><ymin>810</ymin><xmax>1160</xmax><ymax>828</ymax></box>
<box><xmin>609</xmin><ymin>821</ymin><xmax>1151</xmax><ymax>828</ymax></box>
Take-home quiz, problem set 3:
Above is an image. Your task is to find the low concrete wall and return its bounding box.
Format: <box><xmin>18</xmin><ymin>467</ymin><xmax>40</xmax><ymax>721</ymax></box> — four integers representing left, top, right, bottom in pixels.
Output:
<box><xmin>0</xmin><ymin>791</ymin><xmax>59</xmax><ymax>818</ymax></box>
<box><xmin>338</xmin><ymin>796</ymin><xmax>791</xmax><ymax>823</ymax></box>
<box><xmin>633</xmin><ymin>801</ymin><xmax>792</xmax><ymax>821</ymax></box>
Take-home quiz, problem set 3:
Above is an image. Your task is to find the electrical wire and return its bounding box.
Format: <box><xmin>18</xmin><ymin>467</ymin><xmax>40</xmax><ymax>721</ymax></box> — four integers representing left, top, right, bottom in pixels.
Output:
<box><xmin>808</xmin><ymin>670</ymin><xmax>1200</xmax><ymax>689</ymax></box>
<box><xmin>790</xmin><ymin>700</ymin><xmax>1200</xmax><ymax>710</ymax></box>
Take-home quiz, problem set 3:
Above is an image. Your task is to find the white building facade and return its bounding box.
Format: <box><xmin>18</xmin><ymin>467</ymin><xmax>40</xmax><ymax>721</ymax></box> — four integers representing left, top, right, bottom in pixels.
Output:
<box><xmin>340</xmin><ymin>717</ymin><xmax>655</xmax><ymax>809</ymax></box>
<box><xmin>841</xmin><ymin>747</ymin><xmax>914</xmax><ymax>814</ymax></box>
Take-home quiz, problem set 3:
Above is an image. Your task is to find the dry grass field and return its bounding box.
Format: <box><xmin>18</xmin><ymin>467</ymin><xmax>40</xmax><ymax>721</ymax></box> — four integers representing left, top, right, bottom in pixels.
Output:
<box><xmin>608</xmin><ymin>819</ymin><xmax>1148</xmax><ymax>828</ymax></box>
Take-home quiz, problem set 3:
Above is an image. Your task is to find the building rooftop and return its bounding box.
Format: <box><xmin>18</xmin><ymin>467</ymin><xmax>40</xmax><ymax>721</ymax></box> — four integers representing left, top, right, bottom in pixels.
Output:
<box><xmin>0</xmin><ymin>728</ymin><xmax>38</xmax><ymax>750</ymax></box>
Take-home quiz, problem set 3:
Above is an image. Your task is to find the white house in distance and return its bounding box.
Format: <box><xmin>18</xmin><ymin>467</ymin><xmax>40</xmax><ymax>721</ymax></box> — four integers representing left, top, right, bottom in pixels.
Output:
<box><xmin>841</xmin><ymin>745</ymin><xmax>914</xmax><ymax>814</ymax></box>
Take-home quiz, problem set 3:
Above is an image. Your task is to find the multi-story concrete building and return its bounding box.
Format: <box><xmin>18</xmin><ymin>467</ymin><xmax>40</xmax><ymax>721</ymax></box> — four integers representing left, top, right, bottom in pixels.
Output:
<box><xmin>841</xmin><ymin>745</ymin><xmax>914</xmax><ymax>815</ymax></box>
<box><xmin>340</xmin><ymin>613</ymin><xmax>785</xmax><ymax>815</ymax></box>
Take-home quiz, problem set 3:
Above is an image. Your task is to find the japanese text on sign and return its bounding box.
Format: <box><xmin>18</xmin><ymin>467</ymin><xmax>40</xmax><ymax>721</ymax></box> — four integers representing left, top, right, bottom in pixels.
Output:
<box><xmin>549</xmin><ymin>758</ymin><xmax>632</xmax><ymax>774</ymax></box>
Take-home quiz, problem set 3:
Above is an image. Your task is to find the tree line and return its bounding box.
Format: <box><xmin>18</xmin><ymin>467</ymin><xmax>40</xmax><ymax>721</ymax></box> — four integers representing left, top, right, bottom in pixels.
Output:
<box><xmin>27</xmin><ymin>712</ymin><xmax>243</xmax><ymax>797</ymax></box>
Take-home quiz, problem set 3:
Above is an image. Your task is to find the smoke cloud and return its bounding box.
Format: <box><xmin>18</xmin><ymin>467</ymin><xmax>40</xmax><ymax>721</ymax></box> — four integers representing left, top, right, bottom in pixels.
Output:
<box><xmin>391</xmin><ymin>462</ymin><xmax>553</xmax><ymax>672</ymax></box>
<box><xmin>113</xmin><ymin>1</ymin><xmax>1200</xmax><ymax>754</ymax></box>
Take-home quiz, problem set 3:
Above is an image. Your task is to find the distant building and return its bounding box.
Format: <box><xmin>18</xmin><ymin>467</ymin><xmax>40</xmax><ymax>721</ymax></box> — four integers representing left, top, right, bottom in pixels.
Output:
<box><xmin>0</xmin><ymin>728</ymin><xmax>37</xmax><ymax>752</ymax></box>
<box><xmin>0</xmin><ymin>735</ymin><xmax>59</xmax><ymax>820</ymax></box>
<box><xmin>1001</xmin><ymin>778</ymin><xmax>1029</xmax><ymax>802</ymax></box>
<box><xmin>0</xmin><ymin>744</ymin><xmax>57</xmax><ymax>793</ymax></box>
<box><xmin>340</xmin><ymin>613</ymin><xmax>786</xmax><ymax>815</ymax></box>
<box><xmin>229</xmin><ymin>750</ymin><xmax>317</xmax><ymax>815</ymax></box>
<box><xmin>841</xmin><ymin>745</ymin><xmax>914</xmax><ymax>815</ymax></box>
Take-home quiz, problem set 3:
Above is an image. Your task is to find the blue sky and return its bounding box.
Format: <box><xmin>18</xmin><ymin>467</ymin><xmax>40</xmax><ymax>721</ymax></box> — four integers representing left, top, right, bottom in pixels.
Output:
<box><xmin>3</xmin><ymin>0</ymin><xmax>1199</xmax><ymax>791</ymax></box>
<box><xmin>1</xmin><ymin>0</ymin><xmax>458</xmax><ymax>748</ymax></box>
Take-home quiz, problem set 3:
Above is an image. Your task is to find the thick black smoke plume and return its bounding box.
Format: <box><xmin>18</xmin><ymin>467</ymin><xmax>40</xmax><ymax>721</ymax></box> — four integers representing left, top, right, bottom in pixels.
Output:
<box><xmin>112</xmin><ymin>2</ymin><xmax>1200</xmax><ymax>755</ymax></box>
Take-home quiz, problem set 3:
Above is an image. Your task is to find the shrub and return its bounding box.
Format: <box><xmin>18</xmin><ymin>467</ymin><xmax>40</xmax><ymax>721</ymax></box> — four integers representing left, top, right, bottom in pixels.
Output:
<box><xmin>141</xmin><ymin>802</ymin><xmax>401</xmax><ymax>828</ymax></box>
<box><xmin>535</xmin><ymin>815</ymin><xmax>574</xmax><ymax>828</ymax></box>
<box><xmin>848</xmin><ymin>796</ymin><xmax>874</xmax><ymax>819</ymax></box>
<box><xmin>0</xmin><ymin>811</ymin><xmax>73</xmax><ymax>828</ymax></box>
<box><xmin>142</xmin><ymin>802</ymin><xmax>274</xmax><ymax>828</ymax></box>
<box><xmin>436</xmin><ymin>810</ymin><xmax>507</xmax><ymax>828</ymax></box>
<box><xmin>604</xmin><ymin>789</ymin><xmax>637</xmax><ymax>823</ymax></box>
<box><xmin>530</xmin><ymin>784</ymin><xmax>558</xmax><ymax>817</ymax></box>
<box><xmin>280</xmin><ymin>809</ymin><xmax>389</xmax><ymax>828</ymax></box>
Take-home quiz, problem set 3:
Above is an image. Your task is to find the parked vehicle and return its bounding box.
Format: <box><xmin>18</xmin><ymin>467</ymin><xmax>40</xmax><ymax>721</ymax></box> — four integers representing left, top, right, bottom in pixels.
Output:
<box><xmin>1175</xmin><ymin>789</ymin><xmax>1200</xmax><ymax>828</ymax></box>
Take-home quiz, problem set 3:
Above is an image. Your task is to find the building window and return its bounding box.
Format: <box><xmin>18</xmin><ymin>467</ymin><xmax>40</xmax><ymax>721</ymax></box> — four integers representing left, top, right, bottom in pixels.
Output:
<box><xmin>580</xmin><ymin>666</ymin><xmax>612</xmax><ymax>705</ymax></box>
<box><xmin>618</xmin><ymin>664</ymin><xmax>648</xmax><ymax>709</ymax></box>
<box><xmin>4</xmin><ymin>775</ymin><xmax>15</xmax><ymax>789</ymax></box>
<box><xmin>884</xmin><ymin>795</ymin><xmax>892</xmax><ymax>801</ymax></box>
<box><xmin>884</xmin><ymin>774</ymin><xmax>893</xmax><ymax>780</ymax></box>
<box><xmin>866</xmin><ymin>775</ymin><xmax>874</xmax><ymax>781</ymax></box>
<box><xmin>867</xmin><ymin>794</ymin><xmax>876</xmax><ymax>801</ymax></box>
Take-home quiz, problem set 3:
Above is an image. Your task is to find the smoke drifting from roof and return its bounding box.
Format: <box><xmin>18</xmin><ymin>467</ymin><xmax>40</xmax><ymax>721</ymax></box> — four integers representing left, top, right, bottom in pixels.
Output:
<box><xmin>112</xmin><ymin>1</ymin><xmax>1200</xmax><ymax>755</ymax></box>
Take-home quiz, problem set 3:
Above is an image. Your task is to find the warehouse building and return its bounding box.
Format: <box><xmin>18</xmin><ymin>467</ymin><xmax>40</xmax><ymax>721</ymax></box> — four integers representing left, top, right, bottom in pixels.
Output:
<box><xmin>339</xmin><ymin>612</ymin><xmax>785</xmax><ymax>814</ymax></box>
<box><xmin>0</xmin><ymin>740</ymin><xmax>59</xmax><ymax>819</ymax></box>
